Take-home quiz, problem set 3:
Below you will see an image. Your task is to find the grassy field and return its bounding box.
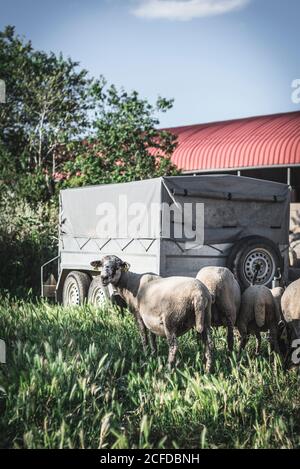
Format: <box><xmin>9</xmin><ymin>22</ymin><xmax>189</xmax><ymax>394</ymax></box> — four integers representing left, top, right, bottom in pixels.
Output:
<box><xmin>0</xmin><ymin>295</ymin><xmax>299</xmax><ymax>449</ymax></box>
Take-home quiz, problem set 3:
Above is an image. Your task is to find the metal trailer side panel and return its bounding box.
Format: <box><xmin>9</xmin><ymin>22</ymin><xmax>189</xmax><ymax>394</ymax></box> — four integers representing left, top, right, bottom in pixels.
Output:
<box><xmin>159</xmin><ymin>241</ymin><xmax>230</xmax><ymax>277</ymax></box>
<box><xmin>59</xmin><ymin>238</ymin><xmax>160</xmax><ymax>274</ymax></box>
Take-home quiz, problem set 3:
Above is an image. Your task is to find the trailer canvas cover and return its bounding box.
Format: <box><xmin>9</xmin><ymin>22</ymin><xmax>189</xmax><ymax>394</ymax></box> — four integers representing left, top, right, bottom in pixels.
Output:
<box><xmin>59</xmin><ymin>175</ymin><xmax>289</xmax><ymax>277</ymax></box>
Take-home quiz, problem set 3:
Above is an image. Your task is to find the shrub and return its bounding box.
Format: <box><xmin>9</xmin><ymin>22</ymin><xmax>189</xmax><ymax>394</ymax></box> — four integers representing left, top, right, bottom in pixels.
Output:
<box><xmin>0</xmin><ymin>194</ymin><xmax>57</xmax><ymax>296</ymax></box>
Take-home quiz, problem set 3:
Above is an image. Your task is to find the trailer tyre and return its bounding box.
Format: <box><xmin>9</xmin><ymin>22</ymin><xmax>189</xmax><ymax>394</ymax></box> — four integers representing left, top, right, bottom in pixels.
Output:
<box><xmin>62</xmin><ymin>271</ymin><xmax>90</xmax><ymax>306</ymax></box>
<box><xmin>88</xmin><ymin>276</ymin><xmax>110</xmax><ymax>307</ymax></box>
<box><xmin>227</xmin><ymin>236</ymin><xmax>283</xmax><ymax>290</ymax></box>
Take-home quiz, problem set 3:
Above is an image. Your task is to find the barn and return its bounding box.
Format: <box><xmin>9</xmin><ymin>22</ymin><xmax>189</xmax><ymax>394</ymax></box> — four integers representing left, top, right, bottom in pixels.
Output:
<box><xmin>166</xmin><ymin>111</ymin><xmax>300</xmax><ymax>264</ymax></box>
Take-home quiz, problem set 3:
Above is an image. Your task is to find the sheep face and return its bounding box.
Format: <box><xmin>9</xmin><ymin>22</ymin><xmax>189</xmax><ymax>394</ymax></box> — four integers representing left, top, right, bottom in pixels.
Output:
<box><xmin>91</xmin><ymin>255</ymin><xmax>130</xmax><ymax>286</ymax></box>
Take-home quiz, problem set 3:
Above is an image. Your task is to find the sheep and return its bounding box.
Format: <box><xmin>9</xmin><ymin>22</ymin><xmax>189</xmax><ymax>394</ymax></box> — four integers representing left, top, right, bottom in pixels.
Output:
<box><xmin>196</xmin><ymin>267</ymin><xmax>241</xmax><ymax>352</ymax></box>
<box><xmin>271</xmin><ymin>286</ymin><xmax>284</xmax><ymax>321</ymax></box>
<box><xmin>278</xmin><ymin>279</ymin><xmax>300</xmax><ymax>368</ymax></box>
<box><xmin>91</xmin><ymin>255</ymin><xmax>214</xmax><ymax>371</ymax></box>
<box><xmin>237</xmin><ymin>285</ymin><xmax>281</xmax><ymax>357</ymax></box>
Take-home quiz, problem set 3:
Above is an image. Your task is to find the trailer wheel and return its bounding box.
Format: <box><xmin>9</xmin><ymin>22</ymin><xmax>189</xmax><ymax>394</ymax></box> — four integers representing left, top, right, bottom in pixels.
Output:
<box><xmin>88</xmin><ymin>276</ymin><xmax>110</xmax><ymax>307</ymax></box>
<box><xmin>62</xmin><ymin>271</ymin><xmax>90</xmax><ymax>306</ymax></box>
<box><xmin>227</xmin><ymin>236</ymin><xmax>283</xmax><ymax>290</ymax></box>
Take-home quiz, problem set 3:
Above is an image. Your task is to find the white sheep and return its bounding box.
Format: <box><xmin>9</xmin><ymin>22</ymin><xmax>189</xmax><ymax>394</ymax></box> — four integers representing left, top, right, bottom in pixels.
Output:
<box><xmin>196</xmin><ymin>267</ymin><xmax>241</xmax><ymax>352</ymax></box>
<box><xmin>237</xmin><ymin>285</ymin><xmax>281</xmax><ymax>356</ymax></box>
<box><xmin>91</xmin><ymin>255</ymin><xmax>214</xmax><ymax>371</ymax></box>
<box><xmin>271</xmin><ymin>286</ymin><xmax>284</xmax><ymax>322</ymax></box>
<box><xmin>278</xmin><ymin>279</ymin><xmax>300</xmax><ymax>367</ymax></box>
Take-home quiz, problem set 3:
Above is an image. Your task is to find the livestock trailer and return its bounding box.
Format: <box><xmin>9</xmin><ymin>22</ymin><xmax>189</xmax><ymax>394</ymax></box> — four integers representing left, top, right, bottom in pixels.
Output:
<box><xmin>42</xmin><ymin>175</ymin><xmax>290</xmax><ymax>306</ymax></box>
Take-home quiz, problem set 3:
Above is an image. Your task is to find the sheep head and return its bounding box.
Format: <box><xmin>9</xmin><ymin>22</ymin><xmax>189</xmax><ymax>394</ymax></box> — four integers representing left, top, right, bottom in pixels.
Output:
<box><xmin>277</xmin><ymin>320</ymin><xmax>291</xmax><ymax>363</ymax></box>
<box><xmin>90</xmin><ymin>255</ymin><xmax>130</xmax><ymax>286</ymax></box>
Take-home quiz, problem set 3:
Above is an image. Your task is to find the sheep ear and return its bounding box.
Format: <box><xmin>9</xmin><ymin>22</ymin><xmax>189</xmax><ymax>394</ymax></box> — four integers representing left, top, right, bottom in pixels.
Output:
<box><xmin>91</xmin><ymin>260</ymin><xmax>102</xmax><ymax>270</ymax></box>
<box><xmin>122</xmin><ymin>262</ymin><xmax>130</xmax><ymax>272</ymax></box>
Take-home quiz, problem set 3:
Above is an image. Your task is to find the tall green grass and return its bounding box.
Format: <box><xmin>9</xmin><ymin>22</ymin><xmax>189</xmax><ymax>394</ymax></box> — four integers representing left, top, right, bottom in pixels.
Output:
<box><xmin>0</xmin><ymin>296</ymin><xmax>299</xmax><ymax>449</ymax></box>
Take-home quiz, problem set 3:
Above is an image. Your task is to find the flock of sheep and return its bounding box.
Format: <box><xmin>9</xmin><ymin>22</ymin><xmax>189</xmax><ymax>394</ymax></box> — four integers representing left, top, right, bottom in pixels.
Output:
<box><xmin>91</xmin><ymin>255</ymin><xmax>300</xmax><ymax>372</ymax></box>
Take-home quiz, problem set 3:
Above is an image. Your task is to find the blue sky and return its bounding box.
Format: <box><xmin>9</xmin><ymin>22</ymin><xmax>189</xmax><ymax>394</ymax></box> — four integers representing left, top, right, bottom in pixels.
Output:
<box><xmin>1</xmin><ymin>0</ymin><xmax>300</xmax><ymax>127</ymax></box>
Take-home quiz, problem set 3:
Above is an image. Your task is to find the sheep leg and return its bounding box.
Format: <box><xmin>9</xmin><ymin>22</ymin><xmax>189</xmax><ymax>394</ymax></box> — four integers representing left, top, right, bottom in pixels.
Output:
<box><xmin>200</xmin><ymin>328</ymin><xmax>213</xmax><ymax>373</ymax></box>
<box><xmin>269</xmin><ymin>324</ymin><xmax>280</xmax><ymax>355</ymax></box>
<box><xmin>255</xmin><ymin>330</ymin><xmax>261</xmax><ymax>356</ymax></box>
<box><xmin>226</xmin><ymin>321</ymin><xmax>234</xmax><ymax>353</ymax></box>
<box><xmin>238</xmin><ymin>334</ymin><xmax>249</xmax><ymax>359</ymax></box>
<box><xmin>148</xmin><ymin>332</ymin><xmax>157</xmax><ymax>355</ymax></box>
<box><xmin>165</xmin><ymin>331</ymin><xmax>178</xmax><ymax>368</ymax></box>
<box><xmin>134</xmin><ymin>312</ymin><xmax>148</xmax><ymax>354</ymax></box>
<box><xmin>221</xmin><ymin>305</ymin><xmax>234</xmax><ymax>352</ymax></box>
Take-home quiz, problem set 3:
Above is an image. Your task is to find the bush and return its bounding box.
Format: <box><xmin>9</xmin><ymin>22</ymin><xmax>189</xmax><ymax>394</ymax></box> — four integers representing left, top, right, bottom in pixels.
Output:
<box><xmin>0</xmin><ymin>194</ymin><xmax>57</xmax><ymax>296</ymax></box>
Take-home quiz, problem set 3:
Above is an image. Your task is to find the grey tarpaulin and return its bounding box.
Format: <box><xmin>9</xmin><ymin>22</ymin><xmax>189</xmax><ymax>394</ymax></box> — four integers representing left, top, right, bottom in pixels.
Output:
<box><xmin>58</xmin><ymin>175</ymin><xmax>290</xmax><ymax>277</ymax></box>
<box><xmin>161</xmin><ymin>175</ymin><xmax>290</xmax><ymax>245</ymax></box>
<box><xmin>60</xmin><ymin>175</ymin><xmax>290</xmax><ymax>245</ymax></box>
<box><xmin>60</xmin><ymin>177</ymin><xmax>162</xmax><ymax>240</ymax></box>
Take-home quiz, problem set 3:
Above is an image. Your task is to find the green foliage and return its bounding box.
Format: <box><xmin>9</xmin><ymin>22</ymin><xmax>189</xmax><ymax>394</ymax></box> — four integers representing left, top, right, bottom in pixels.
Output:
<box><xmin>0</xmin><ymin>25</ymin><xmax>95</xmax><ymax>201</ymax></box>
<box><xmin>61</xmin><ymin>79</ymin><xmax>179</xmax><ymax>187</ymax></box>
<box><xmin>0</xmin><ymin>195</ymin><xmax>57</xmax><ymax>296</ymax></box>
<box><xmin>0</xmin><ymin>25</ymin><xmax>179</xmax><ymax>295</ymax></box>
<box><xmin>0</xmin><ymin>26</ymin><xmax>179</xmax><ymax>202</ymax></box>
<box><xmin>0</xmin><ymin>299</ymin><xmax>299</xmax><ymax>449</ymax></box>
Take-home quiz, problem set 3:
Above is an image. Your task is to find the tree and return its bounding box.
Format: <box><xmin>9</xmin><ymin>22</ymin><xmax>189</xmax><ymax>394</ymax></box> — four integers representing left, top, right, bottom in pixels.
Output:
<box><xmin>0</xmin><ymin>26</ymin><xmax>95</xmax><ymax>198</ymax></box>
<box><xmin>0</xmin><ymin>26</ymin><xmax>179</xmax><ymax>200</ymax></box>
<box><xmin>62</xmin><ymin>78</ymin><xmax>179</xmax><ymax>187</ymax></box>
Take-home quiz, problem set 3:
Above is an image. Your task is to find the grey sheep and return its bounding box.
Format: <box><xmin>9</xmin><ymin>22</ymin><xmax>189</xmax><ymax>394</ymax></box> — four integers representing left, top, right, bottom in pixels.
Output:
<box><xmin>91</xmin><ymin>255</ymin><xmax>214</xmax><ymax>371</ymax></box>
<box><xmin>237</xmin><ymin>285</ymin><xmax>281</xmax><ymax>356</ymax></box>
<box><xmin>278</xmin><ymin>279</ymin><xmax>300</xmax><ymax>367</ymax></box>
<box><xmin>196</xmin><ymin>266</ymin><xmax>241</xmax><ymax>352</ymax></box>
<box><xmin>271</xmin><ymin>287</ymin><xmax>284</xmax><ymax>321</ymax></box>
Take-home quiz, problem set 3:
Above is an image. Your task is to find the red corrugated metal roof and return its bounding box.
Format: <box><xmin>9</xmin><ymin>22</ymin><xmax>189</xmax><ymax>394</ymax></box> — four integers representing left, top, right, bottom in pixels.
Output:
<box><xmin>166</xmin><ymin>111</ymin><xmax>300</xmax><ymax>172</ymax></box>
